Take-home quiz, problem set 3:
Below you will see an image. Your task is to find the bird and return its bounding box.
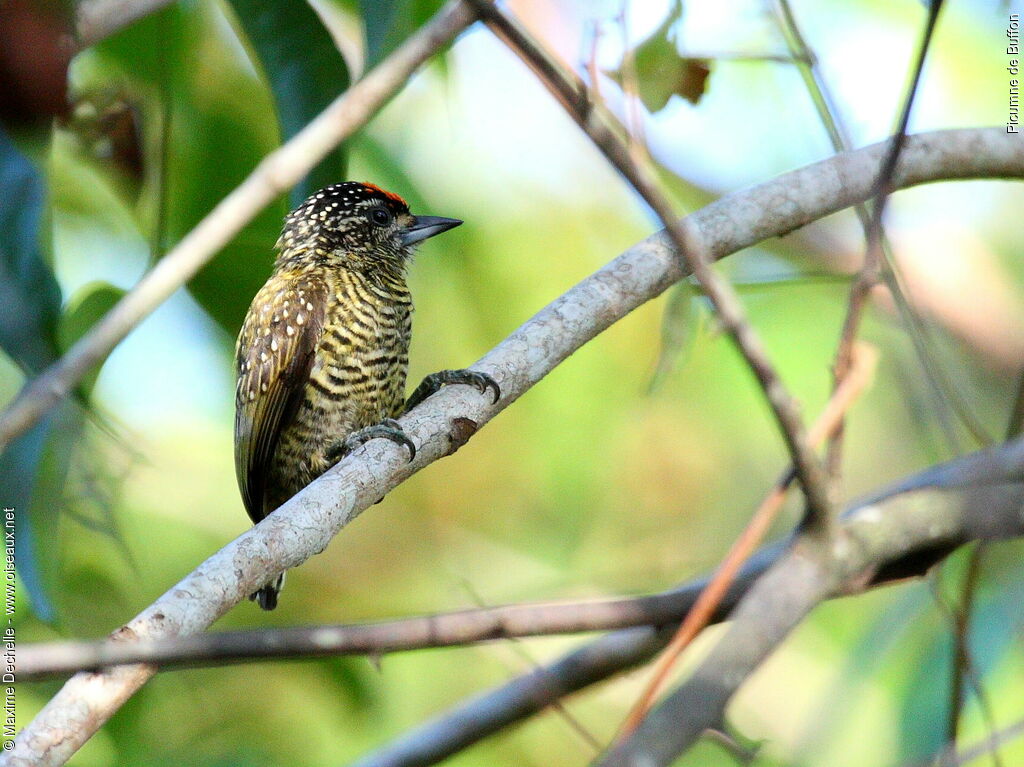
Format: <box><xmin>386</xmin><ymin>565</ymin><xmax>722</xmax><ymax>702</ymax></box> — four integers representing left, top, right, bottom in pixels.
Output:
<box><xmin>234</xmin><ymin>181</ymin><xmax>500</xmax><ymax>610</ymax></box>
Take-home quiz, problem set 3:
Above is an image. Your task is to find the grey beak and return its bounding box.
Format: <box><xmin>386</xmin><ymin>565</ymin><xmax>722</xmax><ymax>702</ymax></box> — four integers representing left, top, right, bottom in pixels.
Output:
<box><xmin>400</xmin><ymin>215</ymin><xmax>462</xmax><ymax>246</ymax></box>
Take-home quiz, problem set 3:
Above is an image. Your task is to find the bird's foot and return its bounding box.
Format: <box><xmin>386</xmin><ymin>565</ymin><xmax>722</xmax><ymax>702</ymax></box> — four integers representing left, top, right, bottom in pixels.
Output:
<box><xmin>327</xmin><ymin>418</ymin><xmax>417</xmax><ymax>463</ymax></box>
<box><xmin>405</xmin><ymin>369</ymin><xmax>500</xmax><ymax>412</ymax></box>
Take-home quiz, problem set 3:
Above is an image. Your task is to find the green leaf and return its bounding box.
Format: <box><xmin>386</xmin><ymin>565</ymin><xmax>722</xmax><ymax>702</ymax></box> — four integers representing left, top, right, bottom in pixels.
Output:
<box><xmin>606</xmin><ymin>0</ymin><xmax>712</xmax><ymax>113</ymax></box>
<box><xmin>648</xmin><ymin>279</ymin><xmax>699</xmax><ymax>392</ymax></box>
<box><xmin>0</xmin><ymin>127</ymin><xmax>62</xmax><ymax>374</ymax></box>
<box><xmin>58</xmin><ymin>282</ymin><xmax>128</xmax><ymax>397</ymax></box>
<box><xmin>360</xmin><ymin>0</ymin><xmax>447</xmax><ymax>67</ymax></box>
<box><xmin>93</xmin><ymin>2</ymin><xmax>287</xmax><ymax>334</ymax></box>
<box><xmin>229</xmin><ymin>0</ymin><xmax>350</xmax><ymax>207</ymax></box>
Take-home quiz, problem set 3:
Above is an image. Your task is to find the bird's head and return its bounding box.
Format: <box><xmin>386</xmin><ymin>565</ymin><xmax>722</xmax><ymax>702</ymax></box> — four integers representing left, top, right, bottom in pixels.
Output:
<box><xmin>276</xmin><ymin>182</ymin><xmax>462</xmax><ymax>276</ymax></box>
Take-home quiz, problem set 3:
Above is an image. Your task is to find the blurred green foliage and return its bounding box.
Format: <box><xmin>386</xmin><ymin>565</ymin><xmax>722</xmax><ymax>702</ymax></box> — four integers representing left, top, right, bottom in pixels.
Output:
<box><xmin>228</xmin><ymin>0</ymin><xmax>350</xmax><ymax>206</ymax></box>
<box><xmin>2</xmin><ymin>1</ymin><xmax>1023</xmax><ymax>766</ymax></box>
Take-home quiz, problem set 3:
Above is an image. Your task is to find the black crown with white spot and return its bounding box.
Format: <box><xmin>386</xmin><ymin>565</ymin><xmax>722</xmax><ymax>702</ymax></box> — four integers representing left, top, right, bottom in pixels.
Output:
<box><xmin>287</xmin><ymin>182</ymin><xmax>410</xmax><ymax>228</ymax></box>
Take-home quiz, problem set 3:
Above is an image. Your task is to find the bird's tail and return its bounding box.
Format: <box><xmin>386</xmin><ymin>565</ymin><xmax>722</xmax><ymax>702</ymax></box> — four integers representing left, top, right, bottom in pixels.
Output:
<box><xmin>250</xmin><ymin>573</ymin><xmax>285</xmax><ymax>611</ymax></box>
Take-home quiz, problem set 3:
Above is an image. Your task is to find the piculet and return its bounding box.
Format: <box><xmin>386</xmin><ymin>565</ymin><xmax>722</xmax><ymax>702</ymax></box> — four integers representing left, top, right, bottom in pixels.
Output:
<box><xmin>234</xmin><ymin>182</ymin><xmax>499</xmax><ymax>609</ymax></box>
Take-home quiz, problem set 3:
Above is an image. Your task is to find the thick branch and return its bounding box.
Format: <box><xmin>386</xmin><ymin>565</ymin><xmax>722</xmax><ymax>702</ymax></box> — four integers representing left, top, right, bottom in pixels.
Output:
<box><xmin>0</xmin><ymin>0</ymin><xmax>477</xmax><ymax>454</ymax></box>
<box><xmin>355</xmin><ymin>440</ymin><xmax>1024</xmax><ymax>767</ymax></box>
<box><xmin>6</xmin><ymin>127</ymin><xmax>1021</xmax><ymax>767</ymax></box>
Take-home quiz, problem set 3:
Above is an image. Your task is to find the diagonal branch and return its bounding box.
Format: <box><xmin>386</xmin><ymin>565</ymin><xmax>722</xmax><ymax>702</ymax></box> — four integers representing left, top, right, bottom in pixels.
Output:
<box><xmin>0</xmin><ymin>0</ymin><xmax>477</xmax><ymax>454</ymax></box>
<box><xmin>619</xmin><ymin>342</ymin><xmax>877</xmax><ymax>733</ymax></box>
<box><xmin>605</xmin><ymin>4</ymin><xmax>949</xmax><ymax>760</ymax></box>
<box><xmin>352</xmin><ymin>438</ymin><xmax>1024</xmax><ymax>767</ymax></box>
<box><xmin>6</xmin><ymin>126</ymin><xmax>1022</xmax><ymax>767</ymax></box>
<box><xmin>467</xmin><ymin>0</ymin><xmax>833</xmax><ymax>526</ymax></box>
<box><xmin>600</xmin><ymin>475</ymin><xmax>1024</xmax><ymax>766</ymax></box>
<box><xmin>770</xmin><ymin>0</ymin><xmax>924</xmax><ymax>475</ymax></box>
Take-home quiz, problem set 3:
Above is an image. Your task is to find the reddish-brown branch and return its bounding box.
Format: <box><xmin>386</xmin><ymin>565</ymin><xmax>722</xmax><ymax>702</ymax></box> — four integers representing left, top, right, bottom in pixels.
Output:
<box><xmin>619</xmin><ymin>343</ymin><xmax>877</xmax><ymax>735</ymax></box>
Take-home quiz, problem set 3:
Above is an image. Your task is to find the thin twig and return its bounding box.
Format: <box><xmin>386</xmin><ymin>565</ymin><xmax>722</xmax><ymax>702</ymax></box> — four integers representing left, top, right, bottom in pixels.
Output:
<box><xmin>932</xmin><ymin>554</ymin><xmax>1001</xmax><ymax>767</ymax></box>
<box><xmin>0</xmin><ymin>0</ymin><xmax>477</xmax><ymax>454</ymax></box>
<box><xmin>467</xmin><ymin>0</ymin><xmax>833</xmax><ymax>529</ymax></box>
<box><xmin>769</xmin><ymin>0</ymin><xmax>879</xmax><ymax>473</ymax></box>
<box><xmin>769</xmin><ymin>0</ymin><xmax>981</xmax><ymax>479</ymax></box>
<box><xmin>943</xmin><ymin>364</ymin><xmax>1024</xmax><ymax>757</ymax></box>
<box><xmin>932</xmin><ymin>717</ymin><xmax>1024</xmax><ymax>767</ymax></box>
<box><xmin>13</xmin><ymin>588</ymin><xmax>746</xmax><ymax>681</ymax></box>
<box><xmin>354</xmin><ymin>439</ymin><xmax>1024</xmax><ymax>767</ymax></box>
<box><xmin>619</xmin><ymin>343</ymin><xmax>877</xmax><ymax>734</ymax></box>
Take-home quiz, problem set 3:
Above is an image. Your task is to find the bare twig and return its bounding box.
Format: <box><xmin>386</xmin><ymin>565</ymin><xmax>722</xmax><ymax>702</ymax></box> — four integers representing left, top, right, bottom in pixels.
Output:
<box><xmin>354</xmin><ymin>439</ymin><xmax>1024</xmax><ymax>767</ymax></box>
<box><xmin>15</xmin><ymin>586</ymin><xmax>755</xmax><ymax>681</ymax></box>
<box><xmin>769</xmin><ymin>0</ymin><xmax>978</xmax><ymax>477</ymax></box>
<box><xmin>468</xmin><ymin>0</ymin><xmax>833</xmax><ymax>528</ymax></box>
<box><xmin>0</xmin><ymin>0</ymin><xmax>477</xmax><ymax>454</ymax></box>
<box><xmin>619</xmin><ymin>343</ymin><xmax>877</xmax><ymax>733</ymax></box>
<box><xmin>771</xmin><ymin>0</ymin><xmax>888</xmax><ymax>477</ymax></box>
<box><xmin>933</xmin><ymin>717</ymin><xmax>1024</xmax><ymax>767</ymax></box>
<box><xmin>943</xmin><ymin>364</ymin><xmax>1024</xmax><ymax>756</ymax></box>
<box><xmin>7</xmin><ymin>127</ymin><xmax>1020</xmax><ymax>767</ymax></box>
<box><xmin>600</xmin><ymin>481</ymin><xmax>1024</xmax><ymax>765</ymax></box>
<box><xmin>932</xmin><ymin>555</ymin><xmax>1002</xmax><ymax>766</ymax></box>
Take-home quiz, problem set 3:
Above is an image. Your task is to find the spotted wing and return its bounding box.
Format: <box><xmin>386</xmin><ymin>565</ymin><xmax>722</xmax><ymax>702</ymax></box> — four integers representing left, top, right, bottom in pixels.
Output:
<box><xmin>234</xmin><ymin>277</ymin><xmax>326</xmax><ymax>523</ymax></box>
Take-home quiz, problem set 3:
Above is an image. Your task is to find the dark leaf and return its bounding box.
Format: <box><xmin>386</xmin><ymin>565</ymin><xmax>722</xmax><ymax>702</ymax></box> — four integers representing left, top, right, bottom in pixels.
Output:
<box><xmin>94</xmin><ymin>4</ymin><xmax>288</xmax><ymax>334</ymax></box>
<box><xmin>0</xmin><ymin>120</ymin><xmax>79</xmax><ymax>625</ymax></box>
<box><xmin>0</xmin><ymin>127</ymin><xmax>62</xmax><ymax>373</ymax></box>
<box><xmin>92</xmin><ymin>2</ymin><xmax>188</xmax><ymax>85</ymax></box>
<box><xmin>167</xmin><ymin>98</ymin><xmax>285</xmax><ymax>333</ymax></box>
<box><xmin>229</xmin><ymin>0</ymin><xmax>350</xmax><ymax>206</ymax></box>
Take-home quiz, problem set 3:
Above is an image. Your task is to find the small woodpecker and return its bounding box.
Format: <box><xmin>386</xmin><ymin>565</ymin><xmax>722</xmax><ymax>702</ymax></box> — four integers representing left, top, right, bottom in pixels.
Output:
<box><xmin>234</xmin><ymin>182</ymin><xmax>499</xmax><ymax>610</ymax></box>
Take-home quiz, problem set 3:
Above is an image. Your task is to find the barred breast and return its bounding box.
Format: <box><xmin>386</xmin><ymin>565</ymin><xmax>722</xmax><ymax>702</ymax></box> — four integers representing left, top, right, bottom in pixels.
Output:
<box><xmin>266</xmin><ymin>269</ymin><xmax>412</xmax><ymax>509</ymax></box>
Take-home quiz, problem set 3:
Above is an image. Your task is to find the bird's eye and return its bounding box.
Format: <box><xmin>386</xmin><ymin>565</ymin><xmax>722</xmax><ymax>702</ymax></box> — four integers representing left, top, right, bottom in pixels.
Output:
<box><xmin>370</xmin><ymin>208</ymin><xmax>392</xmax><ymax>227</ymax></box>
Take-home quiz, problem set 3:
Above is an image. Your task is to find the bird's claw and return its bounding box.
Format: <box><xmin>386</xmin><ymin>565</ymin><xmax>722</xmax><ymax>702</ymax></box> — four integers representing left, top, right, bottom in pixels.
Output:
<box><xmin>329</xmin><ymin>418</ymin><xmax>417</xmax><ymax>463</ymax></box>
<box><xmin>405</xmin><ymin>369</ymin><xmax>501</xmax><ymax>412</ymax></box>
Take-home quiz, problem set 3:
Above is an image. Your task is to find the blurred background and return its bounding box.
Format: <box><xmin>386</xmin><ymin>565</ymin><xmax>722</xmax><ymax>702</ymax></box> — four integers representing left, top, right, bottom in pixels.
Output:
<box><xmin>2</xmin><ymin>0</ymin><xmax>1024</xmax><ymax>764</ymax></box>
